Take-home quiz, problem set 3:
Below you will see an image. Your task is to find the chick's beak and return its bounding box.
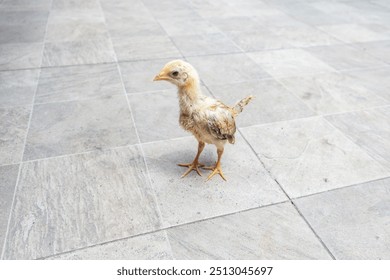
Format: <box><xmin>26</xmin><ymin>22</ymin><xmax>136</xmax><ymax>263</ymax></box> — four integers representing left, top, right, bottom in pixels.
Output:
<box><xmin>153</xmin><ymin>71</ymin><xmax>169</xmax><ymax>81</ymax></box>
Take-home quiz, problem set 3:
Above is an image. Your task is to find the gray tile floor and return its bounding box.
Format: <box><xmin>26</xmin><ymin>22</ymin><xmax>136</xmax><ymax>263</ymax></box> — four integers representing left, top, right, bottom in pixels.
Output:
<box><xmin>1</xmin><ymin>0</ymin><xmax>390</xmax><ymax>260</ymax></box>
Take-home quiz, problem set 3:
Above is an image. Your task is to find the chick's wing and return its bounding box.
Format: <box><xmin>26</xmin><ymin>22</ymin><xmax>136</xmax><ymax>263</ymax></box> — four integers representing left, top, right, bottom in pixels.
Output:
<box><xmin>205</xmin><ymin>102</ymin><xmax>236</xmax><ymax>143</ymax></box>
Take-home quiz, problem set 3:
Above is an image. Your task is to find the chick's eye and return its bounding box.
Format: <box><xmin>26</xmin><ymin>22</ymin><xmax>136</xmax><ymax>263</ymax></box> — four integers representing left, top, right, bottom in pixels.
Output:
<box><xmin>171</xmin><ymin>71</ymin><xmax>179</xmax><ymax>77</ymax></box>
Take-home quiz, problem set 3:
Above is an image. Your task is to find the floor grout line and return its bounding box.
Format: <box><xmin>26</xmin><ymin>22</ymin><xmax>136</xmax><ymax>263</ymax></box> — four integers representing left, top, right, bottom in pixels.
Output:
<box><xmin>237</xmin><ymin>128</ymin><xmax>336</xmax><ymax>260</ymax></box>
<box><xmin>98</xmin><ymin>0</ymin><xmax>174</xmax><ymax>260</ymax></box>
<box><xmin>38</xmin><ymin>172</ymin><xmax>390</xmax><ymax>259</ymax></box>
<box><xmin>39</xmin><ymin>199</ymin><xmax>289</xmax><ymax>260</ymax></box>
<box><xmin>0</xmin><ymin>0</ymin><xmax>54</xmax><ymax>260</ymax></box>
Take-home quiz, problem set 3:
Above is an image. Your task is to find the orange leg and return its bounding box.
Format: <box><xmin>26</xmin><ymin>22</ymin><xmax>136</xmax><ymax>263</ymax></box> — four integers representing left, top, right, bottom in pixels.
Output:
<box><xmin>203</xmin><ymin>148</ymin><xmax>226</xmax><ymax>181</ymax></box>
<box><xmin>178</xmin><ymin>141</ymin><xmax>205</xmax><ymax>178</ymax></box>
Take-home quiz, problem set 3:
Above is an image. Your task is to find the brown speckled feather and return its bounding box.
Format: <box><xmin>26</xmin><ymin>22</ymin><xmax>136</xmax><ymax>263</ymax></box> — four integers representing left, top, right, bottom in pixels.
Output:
<box><xmin>206</xmin><ymin>101</ymin><xmax>236</xmax><ymax>144</ymax></box>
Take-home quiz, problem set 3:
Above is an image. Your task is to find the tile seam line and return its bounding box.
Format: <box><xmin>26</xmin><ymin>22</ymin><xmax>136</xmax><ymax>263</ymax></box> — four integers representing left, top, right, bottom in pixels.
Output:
<box><xmin>237</xmin><ymin>128</ymin><xmax>336</xmax><ymax>260</ymax></box>
<box><xmin>38</xmin><ymin>199</ymin><xmax>289</xmax><ymax>260</ymax></box>
<box><xmin>293</xmin><ymin>175</ymin><xmax>390</xmax><ymax>201</ymax></box>
<box><xmin>323</xmin><ymin>117</ymin><xmax>390</xmax><ymax>173</ymax></box>
<box><xmin>1</xmin><ymin>51</ymin><xmax>390</xmax><ymax>75</ymax></box>
<box><xmin>0</xmin><ymin>0</ymin><xmax>54</xmax><ymax>260</ymax></box>
<box><xmin>98</xmin><ymin>0</ymin><xmax>171</xmax><ymax>258</ymax></box>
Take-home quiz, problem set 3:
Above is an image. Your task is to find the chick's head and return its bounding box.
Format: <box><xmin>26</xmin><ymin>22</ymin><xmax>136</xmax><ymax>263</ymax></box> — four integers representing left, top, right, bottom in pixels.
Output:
<box><xmin>153</xmin><ymin>60</ymin><xmax>199</xmax><ymax>87</ymax></box>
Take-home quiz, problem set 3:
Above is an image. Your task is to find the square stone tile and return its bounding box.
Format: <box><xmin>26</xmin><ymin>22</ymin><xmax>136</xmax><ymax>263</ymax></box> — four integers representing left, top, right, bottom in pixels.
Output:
<box><xmin>295</xmin><ymin>178</ymin><xmax>390</xmax><ymax>259</ymax></box>
<box><xmin>119</xmin><ymin>59</ymin><xmax>175</xmax><ymax>94</ymax></box>
<box><xmin>158</xmin><ymin>16</ymin><xmax>220</xmax><ymax>36</ymax></box>
<box><xmin>0</xmin><ymin>23</ymin><xmax>47</xmax><ymax>44</ymax></box>
<box><xmin>142</xmin><ymin>136</ymin><xmax>287</xmax><ymax>227</ymax></box>
<box><xmin>0</xmin><ymin>10</ymin><xmax>49</xmax><ymax>25</ymax></box>
<box><xmin>355</xmin><ymin>40</ymin><xmax>390</xmax><ymax>64</ymax></box>
<box><xmin>0</xmin><ymin>69</ymin><xmax>40</xmax><ymax>108</ymax></box>
<box><xmin>48</xmin><ymin>231</ymin><xmax>172</xmax><ymax>260</ymax></box>
<box><xmin>305</xmin><ymin>44</ymin><xmax>387</xmax><ymax>70</ymax></box>
<box><xmin>208</xmin><ymin>16</ymin><xmax>265</xmax><ymax>33</ymax></box>
<box><xmin>1</xmin><ymin>0</ymin><xmax>51</xmax><ymax>10</ymax></box>
<box><xmin>2</xmin><ymin>146</ymin><xmax>161</xmax><ymax>259</ymax></box>
<box><xmin>0</xmin><ymin>106</ymin><xmax>30</xmax><ymax>165</ymax></box>
<box><xmin>47</xmin><ymin>9</ymin><xmax>104</xmax><ymax>25</ymax></box>
<box><xmin>24</xmin><ymin>95</ymin><xmax>138</xmax><ymax>161</ymax></box>
<box><xmin>45</xmin><ymin>21</ymin><xmax>109</xmax><ymax>42</ymax></box>
<box><xmin>326</xmin><ymin>107</ymin><xmax>390</xmax><ymax>169</ymax></box>
<box><xmin>269</xmin><ymin>25</ymin><xmax>341</xmax><ymax>47</ymax></box>
<box><xmin>128</xmin><ymin>90</ymin><xmax>188</xmax><ymax>143</ymax></box>
<box><xmin>226</xmin><ymin>30</ymin><xmax>292</xmax><ymax>52</ymax></box>
<box><xmin>317</xmin><ymin>24</ymin><xmax>389</xmax><ymax>43</ymax></box>
<box><xmin>51</xmin><ymin>0</ymin><xmax>101</xmax><ymax>10</ymax></box>
<box><xmin>0</xmin><ymin>43</ymin><xmax>43</xmax><ymax>70</ymax></box>
<box><xmin>168</xmin><ymin>202</ymin><xmax>332</xmax><ymax>259</ymax></box>
<box><xmin>346</xmin><ymin>67</ymin><xmax>390</xmax><ymax>102</ymax></box>
<box><xmin>42</xmin><ymin>38</ymin><xmax>116</xmax><ymax>67</ymax></box>
<box><xmin>240</xmin><ymin>117</ymin><xmax>390</xmax><ymax>198</ymax></box>
<box><xmin>207</xmin><ymin>79</ymin><xmax>315</xmax><ymax>127</ymax></box>
<box><xmin>187</xmin><ymin>53</ymin><xmax>270</xmax><ymax>86</ymax></box>
<box><xmin>35</xmin><ymin>63</ymin><xmax>123</xmax><ymax>104</ymax></box>
<box><xmin>106</xmin><ymin>18</ymin><xmax>165</xmax><ymax>38</ymax></box>
<box><xmin>277</xmin><ymin>72</ymin><xmax>388</xmax><ymax>115</ymax></box>
<box><xmin>0</xmin><ymin>164</ymin><xmax>19</xmax><ymax>255</ymax></box>
<box><xmin>112</xmin><ymin>35</ymin><xmax>182</xmax><ymax>62</ymax></box>
<box><xmin>171</xmin><ymin>33</ymin><xmax>241</xmax><ymax>57</ymax></box>
<box><xmin>247</xmin><ymin>49</ymin><xmax>336</xmax><ymax>78</ymax></box>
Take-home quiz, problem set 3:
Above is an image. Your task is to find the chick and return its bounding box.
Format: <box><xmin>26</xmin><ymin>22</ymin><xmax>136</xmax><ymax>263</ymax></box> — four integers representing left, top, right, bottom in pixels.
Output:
<box><xmin>153</xmin><ymin>60</ymin><xmax>253</xmax><ymax>181</ymax></box>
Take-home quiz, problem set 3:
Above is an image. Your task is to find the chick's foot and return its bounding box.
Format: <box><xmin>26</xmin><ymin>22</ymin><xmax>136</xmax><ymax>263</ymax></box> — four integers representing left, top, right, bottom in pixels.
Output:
<box><xmin>178</xmin><ymin>161</ymin><xmax>205</xmax><ymax>177</ymax></box>
<box><xmin>203</xmin><ymin>163</ymin><xmax>227</xmax><ymax>181</ymax></box>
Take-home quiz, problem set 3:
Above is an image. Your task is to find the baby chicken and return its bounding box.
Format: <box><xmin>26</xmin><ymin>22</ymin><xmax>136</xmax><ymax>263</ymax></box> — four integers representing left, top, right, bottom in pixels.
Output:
<box><xmin>153</xmin><ymin>60</ymin><xmax>253</xmax><ymax>181</ymax></box>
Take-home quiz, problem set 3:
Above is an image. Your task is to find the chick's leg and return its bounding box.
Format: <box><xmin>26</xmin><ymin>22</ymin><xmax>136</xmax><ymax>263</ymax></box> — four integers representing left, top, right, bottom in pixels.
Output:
<box><xmin>178</xmin><ymin>141</ymin><xmax>205</xmax><ymax>177</ymax></box>
<box><xmin>204</xmin><ymin>148</ymin><xmax>226</xmax><ymax>181</ymax></box>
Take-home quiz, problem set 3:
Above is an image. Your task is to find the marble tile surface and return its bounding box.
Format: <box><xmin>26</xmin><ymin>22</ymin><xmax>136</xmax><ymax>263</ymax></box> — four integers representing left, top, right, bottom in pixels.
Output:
<box><xmin>168</xmin><ymin>202</ymin><xmax>332</xmax><ymax>259</ymax></box>
<box><xmin>0</xmin><ymin>106</ymin><xmax>30</xmax><ymax>165</ymax></box>
<box><xmin>45</xmin><ymin>21</ymin><xmax>109</xmax><ymax>43</ymax></box>
<box><xmin>1</xmin><ymin>0</ymin><xmax>51</xmax><ymax>10</ymax></box>
<box><xmin>24</xmin><ymin>95</ymin><xmax>138</xmax><ymax>161</ymax></box>
<box><xmin>171</xmin><ymin>33</ymin><xmax>241</xmax><ymax>57</ymax></box>
<box><xmin>0</xmin><ymin>69</ymin><xmax>40</xmax><ymax>108</ymax></box>
<box><xmin>119</xmin><ymin>59</ymin><xmax>176</xmax><ymax>93</ymax></box>
<box><xmin>128</xmin><ymin>90</ymin><xmax>188</xmax><ymax>143</ymax></box>
<box><xmin>187</xmin><ymin>53</ymin><xmax>270</xmax><ymax>86</ymax></box>
<box><xmin>326</xmin><ymin>107</ymin><xmax>390</xmax><ymax>169</ymax></box>
<box><xmin>48</xmin><ymin>232</ymin><xmax>172</xmax><ymax>260</ymax></box>
<box><xmin>42</xmin><ymin>38</ymin><xmax>116</xmax><ymax>67</ymax></box>
<box><xmin>51</xmin><ymin>0</ymin><xmax>101</xmax><ymax>11</ymax></box>
<box><xmin>2</xmin><ymin>146</ymin><xmax>161</xmax><ymax>259</ymax></box>
<box><xmin>106</xmin><ymin>18</ymin><xmax>165</xmax><ymax>38</ymax></box>
<box><xmin>226</xmin><ymin>30</ymin><xmax>292</xmax><ymax>52</ymax></box>
<box><xmin>295</xmin><ymin>178</ymin><xmax>390</xmax><ymax>259</ymax></box>
<box><xmin>112</xmin><ymin>35</ymin><xmax>182</xmax><ymax>62</ymax></box>
<box><xmin>142</xmin><ymin>136</ymin><xmax>287</xmax><ymax>227</ymax></box>
<box><xmin>355</xmin><ymin>40</ymin><xmax>390</xmax><ymax>64</ymax></box>
<box><xmin>317</xmin><ymin>24</ymin><xmax>389</xmax><ymax>43</ymax></box>
<box><xmin>345</xmin><ymin>67</ymin><xmax>390</xmax><ymax>102</ymax></box>
<box><xmin>305</xmin><ymin>44</ymin><xmax>387</xmax><ymax>70</ymax></box>
<box><xmin>0</xmin><ymin>164</ymin><xmax>19</xmax><ymax>255</ymax></box>
<box><xmin>0</xmin><ymin>22</ymin><xmax>47</xmax><ymax>44</ymax></box>
<box><xmin>269</xmin><ymin>25</ymin><xmax>341</xmax><ymax>47</ymax></box>
<box><xmin>0</xmin><ymin>43</ymin><xmax>43</xmax><ymax>70</ymax></box>
<box><xmin>35</xmin><ymin>63</ymin><xmax>123</xmax><ymax>104</ymax></box>
<box><xmin>0</xmin><ymin>10</ymin><xmax>49</xmax><ymax>25</ymax></box>
<box><xmin>277</xmin><ymin>72</ymin><xmax>388</xmax><ymax>114</ymax></box>
<box><xmin>158</xmin><ymin>16</ymin><xmax>220</xmax><ymax>36</ymax></box>
<box><xmin>247</xmin><ymin>49</ymin><xmax>336</xmax><ymax>78</ymax></box>
<box><xmin>207</xmin><ymin>79</ymin><xmax>315</xmax><ymax>127</ymax></box>
<box><xmin>240</xmin><ymin>117</ymin><xmax>390</xmax><ymax>198</ymax></box>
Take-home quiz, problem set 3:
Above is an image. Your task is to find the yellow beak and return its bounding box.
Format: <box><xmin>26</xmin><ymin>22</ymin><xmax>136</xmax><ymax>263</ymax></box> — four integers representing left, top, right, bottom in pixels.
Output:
<box><xmin>153</xmin><ymin>70</ymin><xmax>170</xmax><ymax>81</ymax></box>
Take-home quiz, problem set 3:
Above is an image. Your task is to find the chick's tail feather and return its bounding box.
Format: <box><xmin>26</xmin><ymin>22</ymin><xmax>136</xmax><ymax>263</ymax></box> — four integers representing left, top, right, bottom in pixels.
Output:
<box><xmin>233</xmin><ymin>95</ymin><xmax>254</xmax><ymax>115</ymax></box>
